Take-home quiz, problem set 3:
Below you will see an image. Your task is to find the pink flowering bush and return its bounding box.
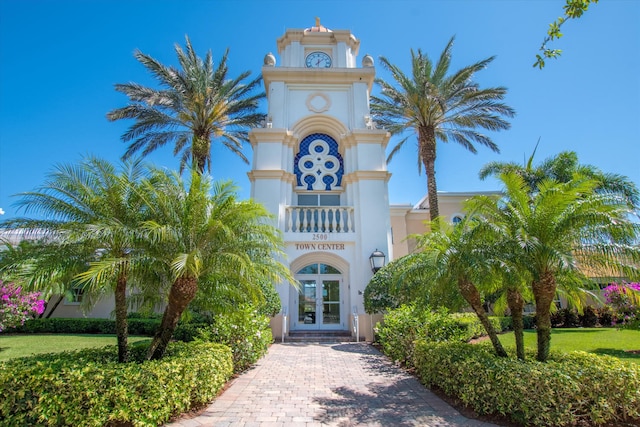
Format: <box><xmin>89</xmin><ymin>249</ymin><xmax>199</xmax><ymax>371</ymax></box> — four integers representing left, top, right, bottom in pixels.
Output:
<box><xmin>0</xmin><ymin>280</ymin><xmax>46</xmax><ymax>332</ymax></box>
<box><xmin>602</xmin><ymin>282</ymin><xmax>640</xmax><ymax>329</ymax></box>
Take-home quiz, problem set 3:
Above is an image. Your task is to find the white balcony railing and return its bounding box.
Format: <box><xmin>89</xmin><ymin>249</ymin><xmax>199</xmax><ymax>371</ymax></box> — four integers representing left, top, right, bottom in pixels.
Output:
<box><xmin>285</xmin><ymin>206</ymin><xmax>355</xmax><ymax>233</ymax></box>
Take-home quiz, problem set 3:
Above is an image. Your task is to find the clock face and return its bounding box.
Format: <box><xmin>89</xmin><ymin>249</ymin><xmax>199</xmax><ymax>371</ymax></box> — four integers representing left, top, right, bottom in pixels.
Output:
<box><xmin>305</xmin><ymin>51</ymin><xmax>332</xmax><ymax>68</ymax></box>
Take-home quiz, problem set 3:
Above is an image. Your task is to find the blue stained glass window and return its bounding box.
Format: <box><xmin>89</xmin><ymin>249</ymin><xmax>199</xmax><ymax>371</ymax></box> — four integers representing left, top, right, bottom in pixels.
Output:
<box><xmin>294</xmin><ymin>133</ymin><xmax>344</xmax><ymax>190</ymax></box>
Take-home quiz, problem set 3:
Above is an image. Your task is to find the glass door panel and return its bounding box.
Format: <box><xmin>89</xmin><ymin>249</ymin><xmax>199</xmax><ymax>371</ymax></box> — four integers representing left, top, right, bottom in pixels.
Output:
<box><xmin>298</xmin><ymin>280</ymin><xmax>317</xmax><ymax>325</ymax></box>
<box><xmin>321</xmin><ymin>280</ymin><xmax>340</xmax><ymax>325</ymax></box>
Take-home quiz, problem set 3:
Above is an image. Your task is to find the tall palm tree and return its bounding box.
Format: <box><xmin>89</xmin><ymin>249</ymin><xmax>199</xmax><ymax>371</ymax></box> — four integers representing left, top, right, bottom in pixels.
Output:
<box><xmin>139</xmin><ymin>170</ymin><xmax>293</xmax><ymax>360</ymax></box>
<box><xmin>413</xmin><ymin>219</ymin><xmax>508</xmax><ymax>357</ymax></box>
<box><xmin>107</xmin><ymin>36</ymin><xmax>265</xmax><ymax>174</ymax></box>
<box><xmin>1</xmin><ymin>157</ymin><xmax>149</xmax><ymax>362</ymax></box>
<box><xmin>474</xmin><ymin>172</ymin><xmax>640</xmax><ymax>362</ymax></box>
<box><xmin>371</xmin><ymin>37</ymin><xmax>515</xmax><ymax>224</ymax></box>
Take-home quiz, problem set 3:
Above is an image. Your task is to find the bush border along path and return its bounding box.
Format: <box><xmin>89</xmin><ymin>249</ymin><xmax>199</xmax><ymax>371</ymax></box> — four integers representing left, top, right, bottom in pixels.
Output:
<box><xmin>0</xmin><ymin>341</ymin><xmax>233</xmax><ymax>427</ymax></box>
<box><xmin>414</xmin><ymin>341</ymin><xmax>640</xmax><ymax>427</ymax></box>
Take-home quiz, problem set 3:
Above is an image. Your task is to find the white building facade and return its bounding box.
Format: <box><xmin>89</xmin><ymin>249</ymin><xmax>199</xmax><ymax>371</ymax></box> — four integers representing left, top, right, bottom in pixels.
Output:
<box><xmin>249</xmin><ymin>22</ymin><xmax>391</xmax><ymax>341</ymax></box>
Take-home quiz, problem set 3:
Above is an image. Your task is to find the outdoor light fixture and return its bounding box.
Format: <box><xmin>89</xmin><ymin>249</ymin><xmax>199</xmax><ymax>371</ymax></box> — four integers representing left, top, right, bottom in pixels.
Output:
<box><xmin>369</xmin><ymin>249</ymin><xmax>386</xmax><ymax>273</ymax></box>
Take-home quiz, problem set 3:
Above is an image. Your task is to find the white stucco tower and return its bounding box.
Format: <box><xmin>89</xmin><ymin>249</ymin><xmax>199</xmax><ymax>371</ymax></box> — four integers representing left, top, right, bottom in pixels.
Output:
<box><xmin>249</xmin><ymin>20</ymin><xmax>391</xmax><ymax>341</ymax></box>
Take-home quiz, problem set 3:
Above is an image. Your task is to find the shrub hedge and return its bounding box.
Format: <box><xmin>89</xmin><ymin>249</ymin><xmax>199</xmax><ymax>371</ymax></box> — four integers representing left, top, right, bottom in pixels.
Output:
<box><xmin>0</xmin><ymin>341</ymin><xmax>233</xmax><ymax>427</ymax></box>
<box><xmin>376</xmin><ymin>305</ymin><xmax>512</xmax><ymax>367</ymax></box>
<box><xmin>413</xmin><ymin>341</ymin><xmax>640</xmax><ymax>427</ymax></box>
<box><xmin>9</xmin><ymin>317</ymin><xmax>206</xmax><ymax>341</ymax></box>
<box><xmin>196</xmin><ymin>306</ymin><xmax>273</xmax><ymax>372</ymax></box>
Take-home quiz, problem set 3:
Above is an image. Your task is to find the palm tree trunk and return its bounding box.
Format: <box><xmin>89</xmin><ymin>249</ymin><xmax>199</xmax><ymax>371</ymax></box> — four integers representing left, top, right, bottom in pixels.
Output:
<box><xmin>458</xmin><ymin>278</ymin><xmax>508</xmax><ymax>357</ymax></box>
<box><xmin>114</xmin><ymin>272</ymin><xmax>129</xmax><ymax>363</ymax></box>
<box><xmin>193</xmin><ymin>135</ymin><xmax>208</xmax><ymax>174</ymax></box>
<box><xmin>146</xmin><ymin>275</ymin><xmax>198</xmax><ymax>360</ymax></box>
<box><xmin>420</xmin><ymin>126</ymin><xmax>439</xmax><ymax>224</ymax></box>
<box><xmin>532</xmin><ymin>271</ymin><xmax>557</xmax><ymax>362</ymax></box>
<box><xmin>506</xmin><ymin>288</ymin><xmax>525</xmax><ymax>360</ymax></box>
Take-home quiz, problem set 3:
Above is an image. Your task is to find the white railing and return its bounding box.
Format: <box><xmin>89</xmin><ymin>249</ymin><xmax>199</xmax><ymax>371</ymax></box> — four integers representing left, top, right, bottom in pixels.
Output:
<box><xmin>281</xmin><ymin>306</ymin><xmax>287</xmax><ymax>343</ymax></box>
<box><xmin>285</xmin><ymin>206</ymin><xmax>355</xmax><ymax>233</ymax></box>
<box><xmin>352</xmin><ymin>305</ymin><xmax>359</xmax><ymax>343</ymax></box>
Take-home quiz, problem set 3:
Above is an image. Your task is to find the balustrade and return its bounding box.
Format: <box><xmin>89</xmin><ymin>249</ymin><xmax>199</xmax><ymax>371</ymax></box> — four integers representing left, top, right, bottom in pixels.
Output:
<box><xmin>285</xmin><ymin>206</ymin><xmax>355</xmax><ymax>233</ymax></box>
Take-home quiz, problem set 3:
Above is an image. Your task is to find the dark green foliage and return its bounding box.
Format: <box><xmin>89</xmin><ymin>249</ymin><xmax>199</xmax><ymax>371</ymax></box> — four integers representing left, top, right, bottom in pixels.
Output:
<box><xmin>551</xmin><ymin>308</ymin><xmax>581</xmax><ymax>328</ymax></box>
<box><xmin>363</xmin><ymin>265</ymin><xmax>402</xmax><ymax>314</ymax></box>
<box><xmin>364</xmin><ymin>256</ymin><xmax>465</xmax><ymax>315</ymax></box>
<box><xmin>0</xmin><ymin>341</ymin><xmax>233</xmax><ymax>426</ymax></box>
<box><xmin>579</xmin><ymin>306</ymin><xmax>599</xmax><ymax>327</ymax></box>
<box><xmin>196</xmin><ymin>306</ymin><xmax>272</xmax><ymax>372</ymax></box>
<box><xmin>8</xmin><ymin>317</ymin><xmax>207</xmax><ymax>339</ymax></box>
<box><xmin>414</xmin><ymin>341</ymin><xmax>640</xmax><ymax>426</ymax></box>
<box><xmin>256</xmin><ymin>280</ymin><xmax>281</xmax><ymax>318</ymax></box>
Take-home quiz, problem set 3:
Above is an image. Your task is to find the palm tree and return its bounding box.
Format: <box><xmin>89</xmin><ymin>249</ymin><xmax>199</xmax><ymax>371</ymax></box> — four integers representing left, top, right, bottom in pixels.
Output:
<box><xmin>413</xmin><ymin>218</ymin><xmax>508</xmax><ymax>357</ymax></box>
<box><xmin>371</xmin><ymin>37</ymin><xmax>515</xmax><ymax>224</ymax></box>
<box><xmin>479</xmin><ymin>148</ymin><xmax>640</xmax><ymax>210</ymax></box>
<box><xmin>139</xmin><ymin>170</ymin><xmax>292</xmax><ymax>360</ymax></box>
<box><xmin>107</xmin><ymin>36</ymin><xmax>265</xmax><ymax>174</ymax></box>
<box><xmin>477</xmin><ymin>149</ymin><xmax>640</xmax><ymax>359</ymax></box>
<box><xmin>474</xmin><ymin>172</ymin><xmax>640</xmax><ymax>362</ymax></box>
<box><xmin>1</xmin><ymin>157</ymin><xmax>149</xmax><ymax>362</ymax></box>
<box><xmin>463</xmin><ymin>203</ymin><xmax>533</xmax><ymax>360</ymax></box>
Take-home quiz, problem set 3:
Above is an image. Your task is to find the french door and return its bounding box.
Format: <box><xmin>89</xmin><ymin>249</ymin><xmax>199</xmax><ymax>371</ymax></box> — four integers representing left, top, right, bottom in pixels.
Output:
<box><xmin>294</xmin><ymin>263</ymin><xmax>343</xmax><ymax>330</ymax></box>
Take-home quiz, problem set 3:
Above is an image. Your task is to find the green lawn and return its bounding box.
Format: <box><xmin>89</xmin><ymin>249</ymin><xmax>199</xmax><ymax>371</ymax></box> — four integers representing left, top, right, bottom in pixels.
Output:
<box><xmin>0</xmin><ymin>334</ymin><xmax>150</xmax><ymax>361</ymax></box>
<box><xmin>498</xmin><ymin>328</ymin><xmax>640</xmax><ymax>363</ymax></box>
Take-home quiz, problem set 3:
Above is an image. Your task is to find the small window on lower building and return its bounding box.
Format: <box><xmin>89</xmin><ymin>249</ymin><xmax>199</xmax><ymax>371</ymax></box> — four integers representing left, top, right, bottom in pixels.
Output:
<box><xmin>64</xmin><ymin>287</ymin><xmax>85</xmax><ymax>305</ymax></box>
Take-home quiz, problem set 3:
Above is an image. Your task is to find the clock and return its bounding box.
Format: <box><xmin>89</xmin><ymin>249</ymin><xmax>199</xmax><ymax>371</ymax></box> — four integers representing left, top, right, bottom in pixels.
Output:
<box><xmin>305</xmin><ymin>51</ymin><xmax>332</xmax><ymax>68</ymax></box>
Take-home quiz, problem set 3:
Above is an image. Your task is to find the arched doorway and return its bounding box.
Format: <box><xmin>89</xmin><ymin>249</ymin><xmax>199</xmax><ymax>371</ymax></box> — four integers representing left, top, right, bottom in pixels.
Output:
<box><xmin>292</xmin><ymin>262</ymin><xmax>345</xmax><ymax>330</ymax></box>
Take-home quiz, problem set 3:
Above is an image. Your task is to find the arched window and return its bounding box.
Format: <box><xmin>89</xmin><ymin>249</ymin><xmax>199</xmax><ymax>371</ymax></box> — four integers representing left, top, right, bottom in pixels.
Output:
<box><xmin>294</xmin><ymin>133</ymin><xmax>343</xmax><ymax>191</ymax></box>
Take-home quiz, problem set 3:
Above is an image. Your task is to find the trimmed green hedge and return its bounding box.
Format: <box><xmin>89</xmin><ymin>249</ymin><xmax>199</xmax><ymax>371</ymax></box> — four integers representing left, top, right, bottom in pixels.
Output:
<box><xmin>0</xmin><ymin>341</ymin><xmax>233</xmax><ymax>427</ymax></box>
<box><xmin>376</xmin><ymin>305</ymin><xmax>512</xmax><ymax>367</ymax></box>
<box><xmin>414</xmin><ymin>341</ymin><xmax>640</xmax><ymax>427</ymax></box>
<box><xmin>9</xmin><ymin>317</ymin><xmax>205</xmax><ymax>341</ymax></box>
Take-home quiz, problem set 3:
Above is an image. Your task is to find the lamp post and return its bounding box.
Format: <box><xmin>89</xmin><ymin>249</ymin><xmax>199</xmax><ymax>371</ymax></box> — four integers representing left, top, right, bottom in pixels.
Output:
<box><xmin>369</xmin><ymin>249</ymin><xmax>386</xmax><ymax>273</ymax></box>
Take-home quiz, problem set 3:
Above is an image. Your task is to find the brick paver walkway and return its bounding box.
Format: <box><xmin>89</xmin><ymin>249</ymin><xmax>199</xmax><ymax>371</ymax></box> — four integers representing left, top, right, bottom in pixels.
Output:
<box><xmin>166</xmin><ymin>342</ymin><xmax>498</xmax><ymax>427</ymax></box>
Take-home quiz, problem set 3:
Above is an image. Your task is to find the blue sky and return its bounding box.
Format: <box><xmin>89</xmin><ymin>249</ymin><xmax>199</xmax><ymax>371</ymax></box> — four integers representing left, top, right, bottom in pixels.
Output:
<box><xmin>1</xmin><ymin>0</ymin><xmax>638</xmax><ymax>219</ymax></box>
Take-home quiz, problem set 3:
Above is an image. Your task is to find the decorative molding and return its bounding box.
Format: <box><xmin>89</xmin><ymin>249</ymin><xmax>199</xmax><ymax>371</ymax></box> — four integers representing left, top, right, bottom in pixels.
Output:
<box><xmin>342</xmin><ymin>171</ymin><xmax>391</xmax><ymax>183</ymax></box>
<box><xmin>247</xmin><ymin>170</ymin><xmax>294</xmax><ymax>182</ymax></box>
<box><xmin>262</xmin><ymin>67</ymin><xmax>375</xmax><ymax>92</ymax></box>
<box><xmin>306</xmin><ymin>92</ymin><xmax>331</xmax><ymax>113</ymax></box>
<box><xmin>248</xmin><ymin>128</ymin><xmax>290</xmax><ymax>145</ymax></box>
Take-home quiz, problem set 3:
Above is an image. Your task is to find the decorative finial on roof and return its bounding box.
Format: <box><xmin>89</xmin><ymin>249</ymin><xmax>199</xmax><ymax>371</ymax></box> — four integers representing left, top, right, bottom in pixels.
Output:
<box><xmin>305</xmin><ymin>17</ymin><xmax>331</xmax><ymax>33</ymax></box>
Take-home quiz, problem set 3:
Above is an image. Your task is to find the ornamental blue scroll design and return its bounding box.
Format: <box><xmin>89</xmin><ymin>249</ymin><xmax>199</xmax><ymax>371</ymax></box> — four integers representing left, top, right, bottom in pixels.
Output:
<box><xmin>294</xmin><ymin>133</ymin><xmax>344</xmax><ymax>190</ymax></box>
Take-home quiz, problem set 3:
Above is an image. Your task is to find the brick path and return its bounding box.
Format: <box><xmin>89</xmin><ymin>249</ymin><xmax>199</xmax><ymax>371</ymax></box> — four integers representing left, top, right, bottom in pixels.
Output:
<box><xmin>166</xmin><ymin>342</ymin><xmax>498</xmax><ymax>427</ymax></box>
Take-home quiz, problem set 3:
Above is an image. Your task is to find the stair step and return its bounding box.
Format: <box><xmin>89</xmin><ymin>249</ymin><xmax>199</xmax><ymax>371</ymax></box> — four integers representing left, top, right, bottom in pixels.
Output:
<box><xmin>285</xmin><ymin>330</ymin><xmax>361</xmax><ymax>343</ymax></box>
